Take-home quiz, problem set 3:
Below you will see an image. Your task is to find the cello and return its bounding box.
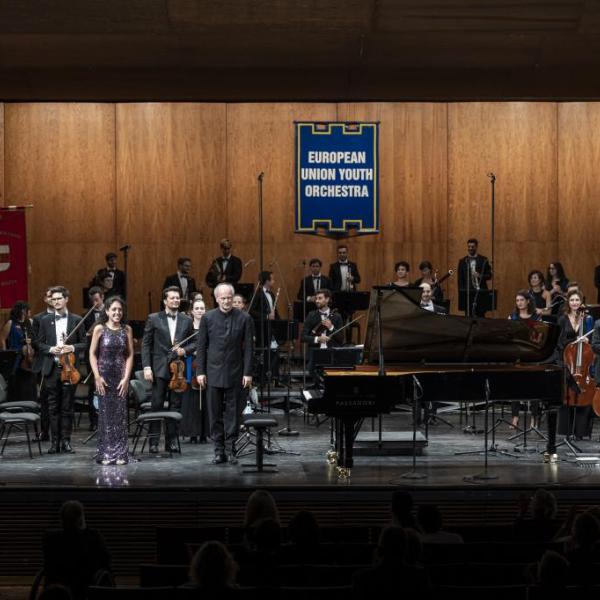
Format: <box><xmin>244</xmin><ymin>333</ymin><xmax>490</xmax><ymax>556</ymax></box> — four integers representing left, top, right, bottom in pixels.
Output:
<box><xmin>563</xmin><ymin>309</ymin><xmax>596</xmax><ymax>408</ymax></box>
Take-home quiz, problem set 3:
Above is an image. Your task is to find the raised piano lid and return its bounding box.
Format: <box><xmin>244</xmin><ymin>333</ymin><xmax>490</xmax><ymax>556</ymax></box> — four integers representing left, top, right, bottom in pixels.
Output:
<box><xmin>364</xmin><ymin>286</ymin><xmax>560</xmax><ymax>364</ymax></box>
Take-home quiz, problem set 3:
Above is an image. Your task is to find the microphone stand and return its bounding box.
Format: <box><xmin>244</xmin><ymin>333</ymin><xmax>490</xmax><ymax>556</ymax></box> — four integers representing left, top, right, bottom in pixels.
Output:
<box><xmin>489</xmin><ymin>172</ymin><xmax>497</xmax><ymax>317</ymax></box>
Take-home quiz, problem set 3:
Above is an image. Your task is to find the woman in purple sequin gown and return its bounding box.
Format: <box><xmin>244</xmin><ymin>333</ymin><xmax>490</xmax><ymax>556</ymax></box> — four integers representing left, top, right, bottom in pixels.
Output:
<box><xmin>89</xmin><ymin>296</ymin><xmax>134</xmax><ymax>465</ymax></box>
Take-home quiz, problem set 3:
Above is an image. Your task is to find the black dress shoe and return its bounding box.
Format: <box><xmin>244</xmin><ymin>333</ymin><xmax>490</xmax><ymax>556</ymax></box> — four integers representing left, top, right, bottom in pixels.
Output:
<box><xmin>61</xmin><ymin>440</ymin><xmax>75</xmax><ymax>454</ymax></box>
<box><xmin>227</xmin><ymin>453</ymin><xmax>238</xmax><ymax>465</ymax></box>
<box><xmin>149</xmin><ymin>445</ymin><xmax>159</xmax><ymax>454</ymax></box>
<box><xmin>168</xmin><ymin>442</ymin><xmax>179</xmax><ymax>453</ymax></box>
<box><xmin>47</xmin><ymin>443</ymin><xmax>60</xmax><ymax>455</ymax></box>
<box><xmin>212</xmin><ymin>453</ymin><xmax>226</xmax><ymax>464</ymax></box>
<box><xmin>39</xmin><ymin>432</ymin><xmax>50</xmax><ymax>442</ymax></box>
<box><xmin>199</xmin><ymin>437</ymin><xmax>207</xmax><ymax>444</ymax></box>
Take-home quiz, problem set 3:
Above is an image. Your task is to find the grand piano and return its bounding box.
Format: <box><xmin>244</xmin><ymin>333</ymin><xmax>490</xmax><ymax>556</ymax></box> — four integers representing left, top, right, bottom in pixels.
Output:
<box><xmin>308</xmin><ymin>286</ymin><xmax>563</xmax><ymax>476</ymax></box>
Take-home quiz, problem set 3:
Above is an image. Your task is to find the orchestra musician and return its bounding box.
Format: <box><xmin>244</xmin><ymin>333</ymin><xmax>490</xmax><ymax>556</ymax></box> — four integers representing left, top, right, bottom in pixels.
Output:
<box><xmin>297</xmin><ymin>258</ymin><xmax>332</xmax><ymax>304</ymax></box>
<box><xmin>205</xmin><ymin>238</ymin><xmax>243</xmax><ymax>291</ymax></box>
<box><xmin>249</xmin><ymin>270</ymin><xmax>280</xmax><ymax>383</ymax></box>
<box><xmin>232</xmin><ymin>294</ymin><xmax>247</xmax><ymax>310</ymax></box>
<box><xmin>457</xmin><ymin>238</ymin><xmax>492</xmax><ymax>317</ymax></box>
<box><xmin>329</xmin><ymin>245</ymin><xmax>361</xmax><ymax>292</ymax></box>
<box><xmin>0</xmin><ymin>301</ymin><xmax>37</xmax><ymax>403</ymax></box>
<box><xmin>508</xmin><ymin>290</ymin><xmax>541</xmax><ymax>429</ymax></box>
<box><xmin>419</xmin><ymin>283</ymin><xmax>446</xmax><ymax>314</ymax></box>
<box><xmin>103</xmin><ymin>252</ymin><xmax>126</xmax><ymax>298</ymax></box>
<box><xmin>32</xmin><ymin>287</ymin><xmax>55</xmax><ymax>441</ymax></box>
<box><xmin>392</xmin><ymin>261</ymin><xmax>411</xmax><ymax>287</ymax></box>
<box><xmin>414</xmin><ymin>261</ymin><xmax>444</xmax><ymax>304</ymax></box>
<box><xmin>196</xmin><ymin>283</ymin><xmax>254</xmax><ymax>465</ymax></box>
<box><xmin>82</xmin><ymin>286</ymin><xmax>106</xmax><ymax>431</ymax></box>
<box><xmin>142</xmin><ymin>286</ymin><xmax>195</xmax><ymax>454</ymax></box>
<box><xmin>301</xmin><ymin>289</ymin><xmax>344</xmax><ymax>381</ymax></box>
<box><xmin>555</xmin><ymin>290</ymin><xmax>594</xmax><ymax>441</ymax></box>
<box><xmin>546</xmin><ymin>262</ymin><xmax>569</xmax><ymax>315</ymax></box>
<box><xmin>92</xmin><ymin>269</ymin><xmax>116</xmax><ymax>301</ymax></box>
<box><xmin>528</xmin><ymin>271</ymin><xmax>552</xmax><ymax>316</ymax></box>
<box><xmin>594</xmin><ymin>263</ymin><xmax>600</xmax><ymax>304</ymax></box>
<box><xmin>162</xmin><ymin>257</ymin><xmax>198</xmax><ymax>308</ymax></box>
<box><xmin>34</xmin><ymin>286</ymin><xmax>86</xmax><ymax>454</ymax></box>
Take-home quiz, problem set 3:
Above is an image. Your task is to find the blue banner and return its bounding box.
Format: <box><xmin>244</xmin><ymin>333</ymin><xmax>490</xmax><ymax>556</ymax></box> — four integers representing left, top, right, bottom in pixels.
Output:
<box><xmin>295</xmin><ymin>122</ymin><xmax>379</xmax><ymax>234</ymax></box>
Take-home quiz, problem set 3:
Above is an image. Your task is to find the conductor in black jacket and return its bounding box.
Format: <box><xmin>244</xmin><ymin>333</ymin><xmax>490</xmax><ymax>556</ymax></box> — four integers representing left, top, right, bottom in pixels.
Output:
<box><xmin>35</xmin><ymin>286</ymin><xmax>87</xmax><ymax>454</ymax></box>
<box><xmin>142</xmin><ymin>286</ymin><xmax>195</xmax><ymax>453</ymax></box>
<box><xmin>162</xmin><ymin>257</ymin><xmax>198</xmax><ymax>308</ymax></box>
<box><xmin>301</xmin><ymin>289</ymin><xmax>344</xmax><ymax>379</ymax></box>
<box><xmin>196</xmin><ymin>283</ymin><xmax>254</xmax><ymax>465</ymax></box>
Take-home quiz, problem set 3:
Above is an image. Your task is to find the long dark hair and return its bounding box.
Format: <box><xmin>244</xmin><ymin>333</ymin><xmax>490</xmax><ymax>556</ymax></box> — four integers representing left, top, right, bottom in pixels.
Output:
<box><xmin>9</xmin><ymin>301</ymin><xmax>30</xmax><ymax>323</ymax></box>
<box><xmin>513</xmin><ymin>289</ymin><xmax>535</xmax><ymax>317</ymax></box>
<box><xmin>527</xmin><ymin>270</ymin><xmax>546</xmax><ymax>288</ymax></box>
<box><xmin>546</xmin><ymin>262</ymin><xmax>567</xmax><ymax>286</ymax></box>
<box><xmin>95</xmin><ymin>296</ymin><xmax>128</xmax><ymax>327</ymax></box>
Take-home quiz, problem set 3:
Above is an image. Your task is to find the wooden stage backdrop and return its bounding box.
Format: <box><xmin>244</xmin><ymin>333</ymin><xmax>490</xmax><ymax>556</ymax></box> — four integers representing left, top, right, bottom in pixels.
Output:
<box><xmin>1</xmin><ymin>102</ymin><xmax>599</xmax><ymax>323</ymax></box>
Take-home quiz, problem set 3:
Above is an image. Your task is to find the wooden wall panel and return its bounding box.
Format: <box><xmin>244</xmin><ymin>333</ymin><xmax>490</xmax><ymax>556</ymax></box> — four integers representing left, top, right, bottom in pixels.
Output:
<box><xmin>448</xmin><ymin>102</ymin><xmax>558</xmax><ymax>317</ymax></box>
<box><xmin>116</xmin><ymin>103</ymin><xmax>227</xmax><ymax>317</ymax></box>
<box><xmin>558</xmin><ymin>103</ymin><xmax>600</xmax><ymax>303</ymax></box>
<box><xmin>3</xmin><ymin>103</ymin><xmax>116</xmax><ymax>312</ymax></box>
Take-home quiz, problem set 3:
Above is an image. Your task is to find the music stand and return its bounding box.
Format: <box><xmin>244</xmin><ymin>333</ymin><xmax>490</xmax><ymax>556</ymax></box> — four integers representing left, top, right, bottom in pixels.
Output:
<box><xmin>234</xmin><ymin>283</ymin><xmax>255</xmax><ymax>303</ymax></box>
<box><xmin>293</xmin><ymin>300</ymin><xmax>315</xmax><ymax>322</ymax></box>
<box><xmin>332</xmin><ymin>291</ymin><xmax>370</xmax><ymax>343</ymax></box>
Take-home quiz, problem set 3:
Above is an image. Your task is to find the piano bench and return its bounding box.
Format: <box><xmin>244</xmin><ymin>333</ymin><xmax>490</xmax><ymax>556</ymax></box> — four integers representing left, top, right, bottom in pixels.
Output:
<box><xmin>241</xmin><ymin>415</ymin><xmax>278</xmax><ymax>474</ymax></box>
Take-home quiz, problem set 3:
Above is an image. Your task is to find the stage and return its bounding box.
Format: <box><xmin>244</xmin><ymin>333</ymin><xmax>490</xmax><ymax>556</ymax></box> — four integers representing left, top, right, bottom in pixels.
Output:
<box><xmin>2</xmin><ymin>406</ymin><xmax>600</xmax><ymax>579</ymax></box>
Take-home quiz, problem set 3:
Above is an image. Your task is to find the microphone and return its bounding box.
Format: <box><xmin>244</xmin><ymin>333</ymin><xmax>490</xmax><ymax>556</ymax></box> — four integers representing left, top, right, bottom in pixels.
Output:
<box><xmin>257</xmin><ymin>172</ymin><xmax>264</xmax><ymax>181</ymax></box>
<box><xmin>244</xmin><ymin>259</ymin><xmax>255</xmax><ymax>268</ymax></box>
<box><xmin>119</xmin><ymin>244</ymin><xmax>131</xmax><ymax>251</ymax></box>
<box><xmin>487</xmin><ymin>172</ymin><xmax>496</xmax><ymax>181</ymax></box>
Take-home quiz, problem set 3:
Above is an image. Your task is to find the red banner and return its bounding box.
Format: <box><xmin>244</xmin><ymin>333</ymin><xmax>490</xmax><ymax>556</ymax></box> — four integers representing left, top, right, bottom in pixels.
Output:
<box><xmin>0</xmin><ymin>209</ymin><xmax>28</xmax><ymax>307</ymax></box>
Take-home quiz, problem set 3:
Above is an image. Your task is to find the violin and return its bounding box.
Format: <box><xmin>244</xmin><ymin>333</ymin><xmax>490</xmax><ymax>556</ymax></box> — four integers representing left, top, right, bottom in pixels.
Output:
<box><xmin>563</xmin><ymin>310</ymin><xmax>595</xmax><ymax>409</ymax></box>
<box><xmin>169</xmin><ymin>357</ymin><xmax>188</xmax><ymax>393</ymax></box>
<box><xmin>311</xmin><ymin>309</ymin><xmax>338</xmax><ymax>337</ymax></box>
<box><xmin>21</xmin><ymin>329</ymin><xmax>34</xmax><ymax>371</ymax></box>
<box><xmin>56</xmin><ymin>305</ymin><xmax>96</xmax><ymax>385</ymax></box>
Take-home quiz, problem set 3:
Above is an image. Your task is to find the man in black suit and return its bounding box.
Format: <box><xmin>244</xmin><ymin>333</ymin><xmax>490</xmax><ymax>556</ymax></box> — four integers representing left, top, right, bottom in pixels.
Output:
<box><xmin>35</xmin><ymin>286</ymin><xmax>87</xmax><ymax>454</ymax></box>
<box><xmin>205</xmin><ymin>238</ymin><xmax>243</xmax><ymax>292</ymax></box>
<box><xmin>301</xmin><ymin>289</ymin><xmax>344</xmax><ymax>380</ymax></box>
<box><xmin>104</xmin><ymin>252</ymin><xmax>126</xmax><ymax>298</ymax></box>
<box><xmin>196</xmin><ymin>283</ymin><xmax>254</xmax><ymax>464</ymax></box>
<box><xmin>419</xmin><ymin>283</ymin><xmax>446</xmax><ymax>314</ymax></box>
<box><xmin>457</xmin><ymin>238</ymin><xmax>492</xmax><ymax>317</ymax></box>
<box><xmin>32</xmin><ymin>286</ymin><xmax>55</xmax><ymax>441</ymax></box>
<box><xmin>249</xmin><ymin>270</ymin><xmax>280</xmax><ymax>383</ymax></box>
<box><xmin>142</xmin><ymin>286</ymin><xmax>195</xmax><ymax>453</ymax></box>
<box><xmin>297</xmin><ymin>258</ymin><xmax>332</xmax><ymax>306</ymax></box>
<box><xmin>328</xmin><ymin>245</ymin><xmax>361</xmax><ymax>292</ymax></box>
<box><xmin>162</xmin><ymin>257</ymin><xmax>198</xmax><ymax>309</ymax></box>
<box><xmin>594</xmin><ymin>264</ymin><xmax>600</xmax><ymax>303</ymax></box>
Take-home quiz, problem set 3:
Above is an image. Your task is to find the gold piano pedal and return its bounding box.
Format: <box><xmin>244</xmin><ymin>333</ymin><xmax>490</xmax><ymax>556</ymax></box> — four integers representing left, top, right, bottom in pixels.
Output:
<box><xmin>336</xmin><ymin>466</ymin><xmax>351</xmax><ymax>480</ymax></box>
<box><xmin>326</xmin><ymin>450</ymin><xmax>338</xmax><ymax>465</ymax></box>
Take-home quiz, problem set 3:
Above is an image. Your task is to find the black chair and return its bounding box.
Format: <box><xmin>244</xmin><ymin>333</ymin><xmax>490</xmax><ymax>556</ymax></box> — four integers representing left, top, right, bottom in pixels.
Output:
<box><xmin>87</xmin><ymin>586</ymin><xmax>175</xmax><ymax>599</ymax></box>
<box><xmin>139</xmin><ymin>564</ymin><xmax>189</xmax><ymax>587</ymax></box>
<box><xmin>241</xmin><ymin>415</ymin><xmax>278</xmax><ymax>473</ymax></box>
<box><xmin>0</xmin><ymin>411</ymin><xmax>42</xmax><ymax>458</ymax></box>
<box><xmin>131</xmin><ymin>411</ymin><xmax>183</xmax><ymax>457</ymax></box>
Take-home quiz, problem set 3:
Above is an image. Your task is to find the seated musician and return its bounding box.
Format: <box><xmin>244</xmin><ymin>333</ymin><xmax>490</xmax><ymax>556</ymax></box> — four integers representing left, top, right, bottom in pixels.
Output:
<box><xmin>414</xmin><ymin>260</ymin><xmax>444</xmax><ymax>303</ymax></box>
<box><xmin>392</xmin><ymin>261</ymin><xmax>411</xmax><ymax>287</ymax></box>
<box><xmin>301</xmin><ymin>289</ymin><xmax>344</xmax><ymax>383</ymax></box>
<box><xmin>232</xmin><ymin>293</ymin><xmax>247</xmax><ymax>310</ymax></box>
<box><xmin>419</xmin><ymin>283</ymin><xmax>446</xmax><ymax>314</ymax></box>
<box><xmin>508</xmin><ymin>290</ymin><xmax>541</xmax><ymax>429</ymax></box>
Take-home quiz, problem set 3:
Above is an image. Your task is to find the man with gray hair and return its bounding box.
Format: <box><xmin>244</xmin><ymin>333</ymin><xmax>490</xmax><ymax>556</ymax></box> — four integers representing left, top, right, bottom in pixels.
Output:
<box><xmin>196</xmin><ymin>283</ymin><xmax>254</xmax><ymax>464</ymax></box>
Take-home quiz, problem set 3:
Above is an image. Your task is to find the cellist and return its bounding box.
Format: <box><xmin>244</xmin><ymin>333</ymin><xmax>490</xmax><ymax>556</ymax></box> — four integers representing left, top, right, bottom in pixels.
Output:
<box><xmin>556</xmin><ymin>290</ymin><xmax>595</xmax><ymax>440</ymax></box>
<box><xmin>34</xmin><ymin>286</ymin><xmax>86</xmax><ymax>454</ymax></box>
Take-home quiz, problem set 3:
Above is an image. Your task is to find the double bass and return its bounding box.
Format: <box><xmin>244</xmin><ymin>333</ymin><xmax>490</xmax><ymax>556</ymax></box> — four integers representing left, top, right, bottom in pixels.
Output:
<box><xmin>563</xmin><ymin>311</ymin><xmax>595</xmax><ymax>408</ymax></box>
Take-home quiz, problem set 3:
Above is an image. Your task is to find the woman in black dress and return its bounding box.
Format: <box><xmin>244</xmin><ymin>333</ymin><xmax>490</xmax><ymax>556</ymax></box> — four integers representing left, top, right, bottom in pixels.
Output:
<box><xmin>528</xmin><ymin>270</ymin><xmax>552</xmax><ymax>317</ymax></box>
<box><xmin>546</xmin><ymin>262</ymin><xmax>569</xmax><ymax>315</ymax></box>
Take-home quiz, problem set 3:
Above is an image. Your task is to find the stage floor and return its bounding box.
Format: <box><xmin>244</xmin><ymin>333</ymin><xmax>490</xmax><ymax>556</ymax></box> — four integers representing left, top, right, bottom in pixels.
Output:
<box><xmin>2</xmin><ymin>407</ymin><xmax>600</xmax><ymax>491</ymax></box>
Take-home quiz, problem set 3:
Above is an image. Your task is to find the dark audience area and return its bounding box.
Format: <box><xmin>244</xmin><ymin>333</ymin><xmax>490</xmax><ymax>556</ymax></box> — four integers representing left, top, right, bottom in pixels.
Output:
<box><xmin>30</xmin><ymin>489</ymin><xmax>600</xmax><ymax>599</ymax></box>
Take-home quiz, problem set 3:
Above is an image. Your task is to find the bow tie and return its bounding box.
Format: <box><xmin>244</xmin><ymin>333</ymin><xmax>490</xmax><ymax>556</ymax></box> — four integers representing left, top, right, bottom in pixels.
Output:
<box><xmin>167</xmin><ymin>313</ymin><xmax>177</xmax><ymax>320</ymax></box>
<box><xmin>55</xmin><ymin>314</ymin><xmax>67</xmax><ymax>320</ymax></box>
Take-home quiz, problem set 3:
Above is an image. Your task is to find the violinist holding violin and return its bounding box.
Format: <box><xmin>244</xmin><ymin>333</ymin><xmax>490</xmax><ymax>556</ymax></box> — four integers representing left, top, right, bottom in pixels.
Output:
<box><xmin>301</xmin><ymin>289</ymin><xmax>344</xmax><ymax>381</ymax></box>
<box><xmin>35</xmin><ymin>286</ymin><xmax>86</xmax><ymax>454</ymax></box>
<box><xmin>142</xmin><ymin>286</ymin><xmax>195</xmax><ymax>454</ymax></box>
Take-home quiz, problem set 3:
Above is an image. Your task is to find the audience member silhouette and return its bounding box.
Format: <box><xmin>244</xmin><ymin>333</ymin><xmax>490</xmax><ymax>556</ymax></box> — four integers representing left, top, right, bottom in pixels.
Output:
<box><xmin>390</xmin><ymin>490</ymin><xmax>419</xmax><ymax>530</ymax></box>
<box><xmin>352</xmin><ymin>526</ymin><xmax>431</xmax><ymax>599</ymax></box>
<box><xmin>514</xmin><ymin>489</ymin><xmax>561</xmax><ymax>542</ymax></box>
<box><xmin>243</xmin><ymin>489</ymin><xmax>280</xmax><ymax>549</ymax></box>
<box><xmin>417</xmin><ymin>505</ymin><xmax>464</xmax><ymax>544</ymax></box>
<box><xmin>42</xmin><ymin>500</ymin><xmax>111</xmax><ymax>600</ymax></box>
<box><xmin>181</xmin><ymin>541</ymin><xmax>239</xmax><ymax>598</ymax></box>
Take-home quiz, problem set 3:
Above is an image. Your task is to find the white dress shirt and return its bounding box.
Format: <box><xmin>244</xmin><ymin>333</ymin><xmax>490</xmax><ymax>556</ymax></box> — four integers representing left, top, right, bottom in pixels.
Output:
<box><xmin>166</xmin><ymin>311</ymin><xmax>177</xmax><ymax>344</ymax></box>
<box><xmin>339</xmin><ymin>262</ymin><xmax>350</xmax><ymax>291</ymax></box>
